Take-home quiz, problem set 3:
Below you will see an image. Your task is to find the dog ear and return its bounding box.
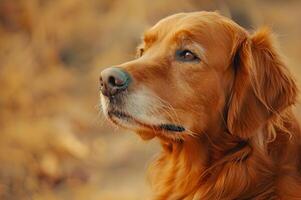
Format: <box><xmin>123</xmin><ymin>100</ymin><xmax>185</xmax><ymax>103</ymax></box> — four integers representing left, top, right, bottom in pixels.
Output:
<box><xmin>227</xmin><ymin>28</ymin><xmax>297</xmax><ymax>139</ymax></box>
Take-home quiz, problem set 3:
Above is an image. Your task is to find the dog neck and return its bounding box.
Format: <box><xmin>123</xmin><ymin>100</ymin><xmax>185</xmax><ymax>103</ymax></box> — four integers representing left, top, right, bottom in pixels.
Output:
<box><xmin>148</xmin><ymin>122</ymin><xmax>274</xmax><ymax>200</ymax></box>
<box><xmin>148</xmin><ymin>120</ymin><xmax>227</xmax><ymax>200</ymax></box>
<box><xmin>148</xmin><ymin>136</ymin><xmax>208</xmax><ymax>200</ymax></box>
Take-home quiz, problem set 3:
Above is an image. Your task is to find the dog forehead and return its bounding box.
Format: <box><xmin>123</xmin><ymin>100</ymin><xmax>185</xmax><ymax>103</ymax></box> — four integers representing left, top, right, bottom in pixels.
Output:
<box><xmin>153</xmin><ymin>11</ymin><xmax>223</xmax><ymax>28</ymax></box>
<box><xmin>144</xmin><ymin>12</ymin><xmax>229</xmax><ymax>43</ymax></box>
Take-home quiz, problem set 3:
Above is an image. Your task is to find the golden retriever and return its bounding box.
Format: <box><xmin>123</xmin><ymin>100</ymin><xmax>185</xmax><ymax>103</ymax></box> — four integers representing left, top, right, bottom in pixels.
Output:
<box><xmin>99</xmin><ymin>11</ymin><xmax>301</xmax><ymax>199</ymax></box>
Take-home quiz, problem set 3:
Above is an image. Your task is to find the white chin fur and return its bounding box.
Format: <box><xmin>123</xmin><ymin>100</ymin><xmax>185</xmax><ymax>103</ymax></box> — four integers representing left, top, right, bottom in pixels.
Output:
<box><xmin>100</xmin><ymin>95</ymin><xmax>109</xmax><ymax>118</ymax></box>
<box><xmin>100</xmin><ymin>87</ymin><xmax>170</xmax><ymax>127</ymax></box>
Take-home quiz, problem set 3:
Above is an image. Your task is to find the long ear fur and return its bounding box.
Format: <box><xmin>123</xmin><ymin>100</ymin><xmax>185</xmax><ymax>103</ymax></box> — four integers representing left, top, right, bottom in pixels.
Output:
<box><xmin>227</xmin><ymin>28</ymin><xmax>297</xmax><ymax>139</ymax></box>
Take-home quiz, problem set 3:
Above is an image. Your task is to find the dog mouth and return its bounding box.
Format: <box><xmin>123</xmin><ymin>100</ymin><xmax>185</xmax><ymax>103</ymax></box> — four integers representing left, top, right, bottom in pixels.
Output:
<box><xmin>108</xmin><ymin>110</ymin><xmax>185</xmax><ymax>133</ymax></box>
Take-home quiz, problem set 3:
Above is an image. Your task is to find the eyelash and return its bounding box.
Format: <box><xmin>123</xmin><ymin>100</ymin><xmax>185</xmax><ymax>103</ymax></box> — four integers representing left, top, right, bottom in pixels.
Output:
<box><xmin>176</xmin><ymin>49</ymin><xmax>200</xmax><ymax>62</ymax></box>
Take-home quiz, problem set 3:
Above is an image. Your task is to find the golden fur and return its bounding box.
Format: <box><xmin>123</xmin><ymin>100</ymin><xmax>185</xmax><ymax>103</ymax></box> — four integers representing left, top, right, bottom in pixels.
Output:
<box><xmin>100</xmin><ymin>11</ymin><xmax>301</xmax><ymax>199</ymax></box>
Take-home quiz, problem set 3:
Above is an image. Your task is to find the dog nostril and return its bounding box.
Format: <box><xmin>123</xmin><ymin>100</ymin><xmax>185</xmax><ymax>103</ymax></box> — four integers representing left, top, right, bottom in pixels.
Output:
<box><xmin>108</xmin><ymin>75</ymin><xmax>126</xmax><ymax>87</ymax></box>
<box><xmin>108</xmin><ymin>76</ymin><xmax>116</xmax><ymax>86</ymax></box>
<box><xmin>99</xmin><ymin>77</ymin><xmax>104</xmax><ymax>87</ymax></box>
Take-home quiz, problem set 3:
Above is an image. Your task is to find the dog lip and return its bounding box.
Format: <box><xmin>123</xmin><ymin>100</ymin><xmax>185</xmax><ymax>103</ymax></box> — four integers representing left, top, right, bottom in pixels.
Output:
<box><xmin>159</xmin><ymin>124</ymin><xmax>186</xmax><ymax>132</ymax></box>
<box><xmin>108</xmin><ymin>110</ymin><xmax>185</xmax><ymax>132</ymax></box>
<box><xmin>108</xmin><ymin>110</ymin><xmax>132</xmax><ymax>119</ymax></box>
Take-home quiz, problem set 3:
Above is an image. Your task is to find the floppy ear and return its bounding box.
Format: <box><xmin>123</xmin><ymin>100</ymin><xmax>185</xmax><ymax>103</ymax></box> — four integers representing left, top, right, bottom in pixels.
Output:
<box><xmin>227</xmin><ymin>28</ymin><xmax>297</xmax><ymax>139</ymax></box>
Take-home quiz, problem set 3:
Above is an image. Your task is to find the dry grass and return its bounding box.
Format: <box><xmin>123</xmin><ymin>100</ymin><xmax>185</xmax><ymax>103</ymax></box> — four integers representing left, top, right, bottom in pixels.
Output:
<box><xmin>0</xmin><ymin>0</ymin><xmax>301</xmax><ymax>199</ymax></box>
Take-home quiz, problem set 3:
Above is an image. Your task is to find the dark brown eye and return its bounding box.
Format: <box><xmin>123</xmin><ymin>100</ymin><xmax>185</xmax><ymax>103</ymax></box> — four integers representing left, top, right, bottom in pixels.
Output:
<box><xmin>177</xmin><ymin>50</ymin><xmax>199</xmax><ymax>62</ymax></box>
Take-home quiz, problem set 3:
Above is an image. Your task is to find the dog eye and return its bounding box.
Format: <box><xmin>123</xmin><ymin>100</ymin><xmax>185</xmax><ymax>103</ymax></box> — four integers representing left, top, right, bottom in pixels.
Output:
<box><xmin>177</xmin><ymin>50</ymin><xmax>199</xmax><ymax>62</ymax></box>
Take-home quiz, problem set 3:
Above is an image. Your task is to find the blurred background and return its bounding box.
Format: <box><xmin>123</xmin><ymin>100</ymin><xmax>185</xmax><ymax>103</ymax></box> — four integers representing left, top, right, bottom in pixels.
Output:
<box><xmin>0</xmin><ymin>0</ymin><xmax>301</xmax><ymax>199</ymax></box>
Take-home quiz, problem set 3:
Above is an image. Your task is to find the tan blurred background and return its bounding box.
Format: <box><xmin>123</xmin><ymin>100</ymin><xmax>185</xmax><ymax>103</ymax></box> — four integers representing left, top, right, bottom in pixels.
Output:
<box><xmin>0</xmin><ymin>0</ymin><xmax>301</xmax><ymax>199</ymax></box>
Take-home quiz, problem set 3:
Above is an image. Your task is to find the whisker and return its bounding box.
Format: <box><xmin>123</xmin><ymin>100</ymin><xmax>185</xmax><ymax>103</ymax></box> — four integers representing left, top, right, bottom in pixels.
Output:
<box><xmin>150</xmin><ymin>94</ymin><xmax>181</xmax><ymax>125</ymax></box>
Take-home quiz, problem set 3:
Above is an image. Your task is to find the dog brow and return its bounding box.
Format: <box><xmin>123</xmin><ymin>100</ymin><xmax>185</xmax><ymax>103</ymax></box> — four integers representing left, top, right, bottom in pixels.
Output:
<box><xmin>143</xmin><ymin>32</ymin><xmax>157</xmax><ymax>45</ymax></box>
<box><xmin>172</xmin><ymin>30</ymin><xmax>194</xmax><ymax>41</ymax></box>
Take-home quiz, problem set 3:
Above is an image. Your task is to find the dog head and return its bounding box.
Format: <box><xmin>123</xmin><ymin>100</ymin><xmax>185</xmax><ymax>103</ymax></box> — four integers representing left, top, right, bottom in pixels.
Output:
<box><xmin>99</xmin><ymin>11</ymin><xmax>297</xmax><ymax>142</ymax></box>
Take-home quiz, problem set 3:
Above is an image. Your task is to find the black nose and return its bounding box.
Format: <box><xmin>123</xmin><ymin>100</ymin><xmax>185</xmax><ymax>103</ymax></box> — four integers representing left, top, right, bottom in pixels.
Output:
<box><xmin>99</xmin><ymin>67</ymin><xmax>131</xmax><ymax>97</ymax></box>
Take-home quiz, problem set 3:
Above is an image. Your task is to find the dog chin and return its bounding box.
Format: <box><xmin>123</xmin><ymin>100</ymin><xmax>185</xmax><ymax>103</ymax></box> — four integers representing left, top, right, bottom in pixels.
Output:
<box><xmin>103</xmin><ymin>111</ymin><xmax>155</xmax><ymax>140</ymax></box>
<box><xmin>100</xmin><ymin>95</ymin><xmax>186</xmax><ymax>141</ymax></box>
<box><xmin>136</xmin><ymin>130</ymin><xmax>156</xmax><ymax>140</ymax></box>
<box><xmin>108</xmin><ymin>111</ymin><xmax>145</xmax><ymax>131</ymax></box>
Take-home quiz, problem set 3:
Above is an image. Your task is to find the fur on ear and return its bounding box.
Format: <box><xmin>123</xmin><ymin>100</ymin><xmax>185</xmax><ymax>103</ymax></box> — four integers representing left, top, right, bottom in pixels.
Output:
<box><xmin>227</xmin><ymin>28</ymin><xmax>297</xmax><ymax>139</ymax></box>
